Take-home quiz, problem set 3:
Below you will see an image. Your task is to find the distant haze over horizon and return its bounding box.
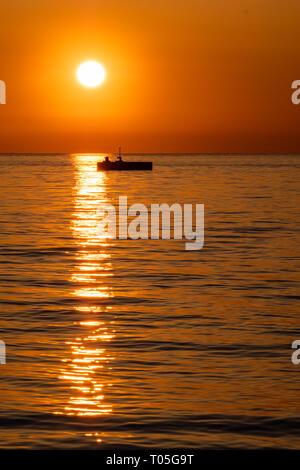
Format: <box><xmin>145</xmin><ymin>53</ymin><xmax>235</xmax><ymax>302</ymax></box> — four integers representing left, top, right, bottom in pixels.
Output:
<box><xmin>1</xmin><ymin>0</ymin><xmax>300</xmax><ymax>153</ymax></box>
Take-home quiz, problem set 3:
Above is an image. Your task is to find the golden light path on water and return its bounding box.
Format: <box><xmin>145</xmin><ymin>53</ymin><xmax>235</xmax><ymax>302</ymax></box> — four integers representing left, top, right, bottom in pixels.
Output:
<box><xmin>56</xmin><ymin>155</ymin><xmax>115</xmax><ymax>444</ymax></box>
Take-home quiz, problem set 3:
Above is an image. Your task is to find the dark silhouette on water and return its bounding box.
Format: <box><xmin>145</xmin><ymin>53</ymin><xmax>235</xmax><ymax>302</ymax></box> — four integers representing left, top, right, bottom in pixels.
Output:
<box><xmin>117</xmin><ymin>147</ymin><xmax>123</xmax><ymax>162</ymax></box>
<box><xmin>97</xmin><ymin>147</ymin><xmax>152</xmax><ymax>171</ymax></box>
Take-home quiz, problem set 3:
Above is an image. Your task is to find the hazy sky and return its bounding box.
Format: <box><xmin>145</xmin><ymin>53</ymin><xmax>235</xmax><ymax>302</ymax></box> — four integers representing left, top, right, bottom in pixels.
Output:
<box><xmin>1</xmin><ymin>0</ymin><xmax>300</xmax><ymax>153</ymax></box>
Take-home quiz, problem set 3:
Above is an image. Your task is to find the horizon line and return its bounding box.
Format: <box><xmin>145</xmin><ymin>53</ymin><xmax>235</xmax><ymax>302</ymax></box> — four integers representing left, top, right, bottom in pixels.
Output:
<box><xmin>1</xmin><ymin>152</ymin><xmax>300</xmax><ymax>156</ymax></box>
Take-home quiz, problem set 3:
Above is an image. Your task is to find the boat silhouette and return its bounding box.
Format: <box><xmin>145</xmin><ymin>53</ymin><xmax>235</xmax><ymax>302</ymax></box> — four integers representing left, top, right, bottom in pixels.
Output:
<box><xmin>97</xmin><ymin>147</ymin><xmax>152</xmax><ymax>171</ymax></box>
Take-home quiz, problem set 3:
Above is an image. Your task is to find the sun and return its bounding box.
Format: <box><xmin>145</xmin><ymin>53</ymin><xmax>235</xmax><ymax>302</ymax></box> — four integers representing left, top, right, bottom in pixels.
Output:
<box><xmin>76</xmin><ymin>61</ymin><xmax>106</xmax><ymax>87</ymax></box>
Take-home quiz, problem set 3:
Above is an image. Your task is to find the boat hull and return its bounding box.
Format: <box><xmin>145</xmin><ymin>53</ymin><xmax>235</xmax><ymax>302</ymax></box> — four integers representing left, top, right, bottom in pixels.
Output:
<box><xmin>97</xmin><ymin>161</ymin><xmax>152</xmax><ymax>171</ymax></box>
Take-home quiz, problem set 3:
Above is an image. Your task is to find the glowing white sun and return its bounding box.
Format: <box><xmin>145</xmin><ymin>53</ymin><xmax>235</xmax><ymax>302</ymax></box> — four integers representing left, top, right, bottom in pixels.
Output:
<box><xmin>77</xmin><ymin>61</ymin><xmax>106</xmax><ymax>87</ymax></box>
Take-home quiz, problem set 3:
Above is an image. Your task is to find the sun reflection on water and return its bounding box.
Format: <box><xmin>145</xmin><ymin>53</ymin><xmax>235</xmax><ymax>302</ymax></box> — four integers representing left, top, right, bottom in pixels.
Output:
<box><xmin>57</xmin><ymin>155</ymin><xmax>115</xmax><ymax>430</ymax></box>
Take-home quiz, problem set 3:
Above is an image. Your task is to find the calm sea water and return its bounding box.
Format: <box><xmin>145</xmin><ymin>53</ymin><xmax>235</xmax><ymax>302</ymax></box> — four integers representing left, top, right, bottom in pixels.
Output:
<box><xmin>0</xmin><ymin>153</ymin><xmax>300</xmax><ymax>449</ymax></box>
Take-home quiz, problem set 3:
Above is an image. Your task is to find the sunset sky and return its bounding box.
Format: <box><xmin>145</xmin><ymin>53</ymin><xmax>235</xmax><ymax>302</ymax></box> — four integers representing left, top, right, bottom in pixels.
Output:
<box><xmin>1</xmin><ymin>0</ymin><xmax>300</xmax><ymax>153</ymax></box>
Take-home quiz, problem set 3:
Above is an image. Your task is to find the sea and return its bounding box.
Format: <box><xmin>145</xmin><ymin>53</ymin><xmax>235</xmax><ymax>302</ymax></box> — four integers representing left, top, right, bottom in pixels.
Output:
<box><xmin>0</xmin><ymin>153</ymin><xmax>299</xmax><ymax>449</ymax></box>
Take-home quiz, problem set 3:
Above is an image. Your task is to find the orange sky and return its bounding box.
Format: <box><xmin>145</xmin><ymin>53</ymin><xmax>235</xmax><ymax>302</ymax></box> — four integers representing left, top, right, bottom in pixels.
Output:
<box><xmin>0</xmin><ymin>0</ymin><xmax>300</xmax><ymax>153</ymax></box>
